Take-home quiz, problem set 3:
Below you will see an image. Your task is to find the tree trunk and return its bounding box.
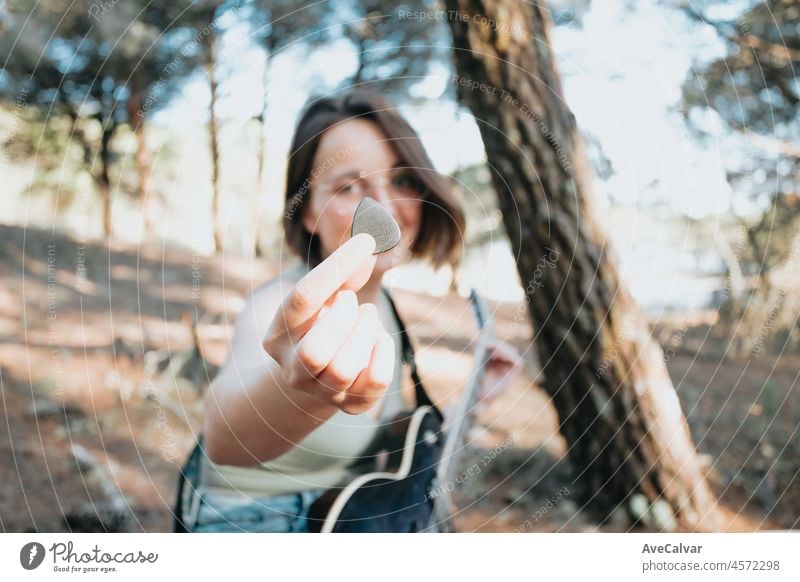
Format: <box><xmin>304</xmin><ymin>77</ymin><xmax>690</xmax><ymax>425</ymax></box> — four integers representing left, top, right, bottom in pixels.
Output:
<box><xmin>69</xmin><ymin>108</ymin><xmax>113</xmax><ymax>238</ymax></box>
<box><xmin>735</xmin><ymin>230</ymin><xmax>800</xmax><ymax>357</ymax></box>
<box><xmin>445</xmin><ymin>0</ymin><xmax>723</xmax><ymax>530</ymax></box>
<box><xmin>98</xmin><ymin>122</ymin><xmax>114</xmax><ymax>238</ymax></box>
<box><xmin>716</xmin><ymin>224</ymin><xmax>746</xmax><ymax>320</ymax></box>
<box><xmin>203</xmin><ymin>29</ymin><xmax>223</xmax><ymax>253</ymax></box>
<box><xmin>127</xmin><ymin>80</ymin><xmax>154</xmax><ymax>236</ymax></box>
<box><xmin>254</xmin><ymin>52</ymin><xmax>273</xmax><ymax>258</ymax></box>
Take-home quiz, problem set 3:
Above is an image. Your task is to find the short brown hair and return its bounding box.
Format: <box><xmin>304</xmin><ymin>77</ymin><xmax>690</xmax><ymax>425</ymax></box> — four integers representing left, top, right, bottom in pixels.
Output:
<box><xmin>282</xmin><ymin>89</ymin><xmax>465</xmax><ymax>268</ymax></box>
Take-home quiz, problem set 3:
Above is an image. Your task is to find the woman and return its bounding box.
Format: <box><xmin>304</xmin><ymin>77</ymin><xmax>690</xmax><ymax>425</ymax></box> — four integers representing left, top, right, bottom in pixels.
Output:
<box><xmin>180</xmin><ymin>89</ymin><xmax>521</xmax><ymax>533</ymax></box>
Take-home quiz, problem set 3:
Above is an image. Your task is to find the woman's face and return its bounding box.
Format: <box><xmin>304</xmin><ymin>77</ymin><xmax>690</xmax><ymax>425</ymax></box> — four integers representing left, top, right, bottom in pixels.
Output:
<box><xmin>302</xmin><ymin>119</ymin><xmax>423</xmax><ymax>275</ymax></box>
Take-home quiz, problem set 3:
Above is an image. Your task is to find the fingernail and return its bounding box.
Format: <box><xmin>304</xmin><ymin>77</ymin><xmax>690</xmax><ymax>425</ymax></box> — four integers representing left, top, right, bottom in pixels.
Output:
<box><xmin>351</xmin><ymin>232</ymin><xmax>376</xmax><ymax>254</ymax></box>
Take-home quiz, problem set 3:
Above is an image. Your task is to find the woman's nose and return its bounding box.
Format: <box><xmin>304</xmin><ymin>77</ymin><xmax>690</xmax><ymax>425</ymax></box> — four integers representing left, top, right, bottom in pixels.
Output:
<box><xmin>368</xmin><ymin>182</ymin><xmax>400</xmax><ymax>219</ymax></box>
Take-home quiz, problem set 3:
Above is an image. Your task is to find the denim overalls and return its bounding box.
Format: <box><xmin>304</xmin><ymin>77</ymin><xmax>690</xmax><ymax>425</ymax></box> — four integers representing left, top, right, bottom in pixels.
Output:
<box><xmin>172</xmin><ymin>286</ymin><xmax>436</xmax><ymax>533</ymax></box>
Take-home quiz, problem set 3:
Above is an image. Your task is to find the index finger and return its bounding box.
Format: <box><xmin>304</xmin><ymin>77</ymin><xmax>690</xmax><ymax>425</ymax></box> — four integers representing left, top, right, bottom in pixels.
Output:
<box><xmin>281</xmin><ymin>233</ymin><xmax>376</xmax><ymax>329</ymax></box>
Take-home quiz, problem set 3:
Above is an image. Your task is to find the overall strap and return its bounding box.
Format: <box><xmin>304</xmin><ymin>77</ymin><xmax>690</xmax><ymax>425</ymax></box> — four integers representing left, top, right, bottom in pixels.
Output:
<box><xmin>380</xmin><ymin>286</ymin><xmax>443</xmax><ymax>422</ymax></box>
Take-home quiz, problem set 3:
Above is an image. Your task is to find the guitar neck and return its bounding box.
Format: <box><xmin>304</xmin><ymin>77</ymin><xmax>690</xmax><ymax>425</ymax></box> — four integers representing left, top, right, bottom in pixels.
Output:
<box><xmin>429</xmin><ymin>290</ymin><xmax>494</xmax><ymax>530</ymax></box>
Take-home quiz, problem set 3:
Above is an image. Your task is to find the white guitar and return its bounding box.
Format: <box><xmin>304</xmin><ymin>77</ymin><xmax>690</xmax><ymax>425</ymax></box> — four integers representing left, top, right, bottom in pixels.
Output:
<box><xmin>306</xmin><ymin>289</ymin><xmax>495</xmax><ymax>533</ymax></box>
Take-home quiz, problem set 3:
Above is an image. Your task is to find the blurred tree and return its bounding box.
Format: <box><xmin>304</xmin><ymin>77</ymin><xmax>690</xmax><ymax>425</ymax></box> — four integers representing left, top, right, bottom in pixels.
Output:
<box><xmin>680</xmin><ymin>0</ymin><xmax>800</xmax><ymax>356</ymax></box>
<box><xmin>0</xmin><ymin>1</ymin><xmax>205</xmax><ymax>237</ymax></box>
<box><xmin>1</xmin><ymin>105</ymin><xmax>87</xmax><ymax>207</ymax></box>
<box><xmin>340</xmin><ymin>0</ymin><xmax>450</xmax><ymax>99</ymax></box>
<box><xmin>250</xmin><ymin>0</ymin><xmax>330</xmax><ymax>256</ymax></box>
<box><xmin>446</xmin><ymin>0</ymin><xmax>723</xmax><ymax>529</ymax></box>
<box><xmin>191</xmin><ymin>1</ymin><xmax>225</xmax><ymax>252</ymax></box>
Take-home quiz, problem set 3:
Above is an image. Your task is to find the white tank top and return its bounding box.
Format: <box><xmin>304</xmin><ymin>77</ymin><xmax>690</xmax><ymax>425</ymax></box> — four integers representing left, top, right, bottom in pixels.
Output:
<box><xmin>199</xmin><ymin>289</ymin><xmax>409</xmax><ymax>497</ymax></box>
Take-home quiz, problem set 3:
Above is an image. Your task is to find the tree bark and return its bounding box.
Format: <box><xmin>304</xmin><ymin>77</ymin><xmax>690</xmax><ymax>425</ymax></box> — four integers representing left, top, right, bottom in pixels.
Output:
<box><xmin>445</xmin><ymin>0</ymin><xmax>723</xmax><ymax>530</ymax></box>
<box><xmin>203</xmin><ymin>28</ymin><xmax>223</xmax><ymax>253</ymax></box>
<box><xmin>127</xmin><ymin>79</ymin><xmax>154</xmax><ymax>236</ymax></box>
<box><xmin>98</xmin><ymin>121</ymin><xmax>114</xmax><ymax>238</ymax></box>
<box><xmin>254</xmin><ymin>52</ymin><xmax>273</xmax><ymax>257</ymax></box>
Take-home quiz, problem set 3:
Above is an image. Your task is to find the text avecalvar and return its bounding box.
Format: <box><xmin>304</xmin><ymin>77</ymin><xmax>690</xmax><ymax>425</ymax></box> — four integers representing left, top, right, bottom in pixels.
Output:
<box><xmin>642</xmin><ymin>544</ymin><xmax>702</xmax><ymax>554</ymax></box>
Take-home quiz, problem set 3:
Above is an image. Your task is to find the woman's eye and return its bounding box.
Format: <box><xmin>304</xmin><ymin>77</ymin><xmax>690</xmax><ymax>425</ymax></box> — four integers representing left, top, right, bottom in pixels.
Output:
<box><xmin>391</xmin><ymin>173</ymin><xmax>415</xmax><ymax>191</ymax></box>
<box><xmin>335</xmin><ymin>182</ymin><xmax>359</xmax><ymax>196</ymax></box>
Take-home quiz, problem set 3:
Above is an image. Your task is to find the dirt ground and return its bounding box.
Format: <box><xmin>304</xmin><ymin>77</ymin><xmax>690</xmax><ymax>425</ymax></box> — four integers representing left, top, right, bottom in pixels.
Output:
<box><xmin>1</xmin><ymin>224</ymin><xmax>797</xmax><ymax>532</ymax></box>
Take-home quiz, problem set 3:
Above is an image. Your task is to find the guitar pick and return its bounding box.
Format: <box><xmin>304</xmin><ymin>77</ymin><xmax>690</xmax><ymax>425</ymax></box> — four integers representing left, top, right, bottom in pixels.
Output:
<box><xmin>350</xmin><ymin>196</ymin><xmax>401</xmax><ymax>254</ymax></box>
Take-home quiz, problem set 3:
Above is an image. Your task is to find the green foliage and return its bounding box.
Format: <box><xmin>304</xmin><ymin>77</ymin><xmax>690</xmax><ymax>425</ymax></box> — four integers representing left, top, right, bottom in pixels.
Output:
<box><xmin>0</xmin><ymin>0</ymin><xmax>222</xmax><ymax>218</ymax></box>
<box><xmin>681</xmin><ymin>0</ymin><xmax>800</xmax><ymax>202</ymax></box>
<box><xmin>680</xmin><ymin>0</ymin><xmax>800</xmax><ymax>274</ymax></box>
<box><xmin>761</xmin><ymin>380</ymin><xmax>779</xmax><ymax>419</ymax></box>
<box><xmin>338</xmin><ymin>0</ymin><xmax>451</xmax><ymax>101</ymax></box>
<box><xmin>2</xmin><ymin>105</ymin><xmax>88</xmax><ymax>205</ymax></box>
